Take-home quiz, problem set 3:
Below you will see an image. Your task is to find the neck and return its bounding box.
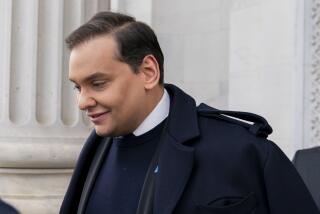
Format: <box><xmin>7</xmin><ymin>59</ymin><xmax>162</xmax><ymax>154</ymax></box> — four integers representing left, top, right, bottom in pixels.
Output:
<box><xmin>145</xmin><ymin>85</ymin><xmax>164</xmax><ymax>115</ymax></box>
<box><xmin>132</xmin><ymin>85</ymin><xmax>167</xmax><ymax>136</ymax></box>
<box><xmin>124</xmin><ymin>85</ymin><xmax>164</xmax><ymax>136</ymax></box>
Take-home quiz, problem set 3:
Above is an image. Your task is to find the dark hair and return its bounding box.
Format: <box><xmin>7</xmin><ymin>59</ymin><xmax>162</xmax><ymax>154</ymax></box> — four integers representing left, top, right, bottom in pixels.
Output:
<box><xmin>65</xmin><ymin>11</ymin><xmax>164</xmax><ymax>84</ymax></box>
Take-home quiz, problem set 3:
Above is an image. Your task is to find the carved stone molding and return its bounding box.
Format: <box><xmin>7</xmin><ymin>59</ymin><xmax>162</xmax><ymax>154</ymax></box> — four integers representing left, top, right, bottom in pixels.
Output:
<box><xmin>304</xmin><ymin>0</ymin><xmax>320</xmax><ymax>148</ymax></box>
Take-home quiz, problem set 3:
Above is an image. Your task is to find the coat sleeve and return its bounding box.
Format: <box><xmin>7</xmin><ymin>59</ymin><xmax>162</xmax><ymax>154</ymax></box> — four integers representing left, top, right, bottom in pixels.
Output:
<box><xmin>0</xmin><ymin>200</ymin><xmax>19</xmax><ymax>214</ymax></box>
<box><xmin>263</xmin><ymin>142</ymin><xmax>320</xmax><ymax>213</ymax></box>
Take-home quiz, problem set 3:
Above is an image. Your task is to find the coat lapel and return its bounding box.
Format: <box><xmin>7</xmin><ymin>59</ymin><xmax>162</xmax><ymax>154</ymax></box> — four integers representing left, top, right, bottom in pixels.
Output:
<box><xmin>153</xmin><ymin>84</ymin><xmax>200</xmax><ymax>214</ymax></box>
<box><xmin>77</xmin><ymin>137</ymin><xmax>112</xmax><ymax>214</ymax></box>
<box><xmin>60</xmin><ymin>130</ymin><xmax>104</xmax><ymax>214</ymax></box>
<box><xmin>154</xmin><ymin>133</ymin><xmax>195</xmax><ymax>214</ymax></box>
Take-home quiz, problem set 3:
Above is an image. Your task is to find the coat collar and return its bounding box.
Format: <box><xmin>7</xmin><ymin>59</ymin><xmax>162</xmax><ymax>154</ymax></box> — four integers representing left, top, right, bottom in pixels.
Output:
<box><xmin>164</xmin><ymin>84</ymin><xmax>200</xmax><ymax>143</ymax></box>
<box><xmin>154</xmin><ymin>84</ymin><xmax>200</xmax><ymax>214</ymax></box>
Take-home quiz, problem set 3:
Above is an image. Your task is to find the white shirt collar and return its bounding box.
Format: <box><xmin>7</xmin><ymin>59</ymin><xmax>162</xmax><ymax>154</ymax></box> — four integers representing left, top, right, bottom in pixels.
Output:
<box><xmin>133</xmin><ymin>89</ymin><xmax>170</xmax><ymax>136</ymax></box>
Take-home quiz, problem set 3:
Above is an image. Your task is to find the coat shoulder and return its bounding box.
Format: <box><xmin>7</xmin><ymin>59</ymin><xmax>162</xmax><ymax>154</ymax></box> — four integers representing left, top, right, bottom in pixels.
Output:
<box><xmin>197</xmin><ymin>103</ymin><xmax>273</xmax><ymax>139</ymax></box>
<box><xmin>293</xmin><ymin>146</ymin><xmax>320</xmax><ymax>165</ymax></box>
<box><xmin>194</xmin><ymin>103</ymin><xmax>275</xmax><ymax>172</ymax></box>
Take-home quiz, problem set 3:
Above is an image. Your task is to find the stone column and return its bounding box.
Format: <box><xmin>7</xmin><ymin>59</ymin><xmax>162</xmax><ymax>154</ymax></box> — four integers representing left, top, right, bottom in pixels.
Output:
<box><xmin>0</xmin><ymin>0</ymin><xmax>109</xmax><ymax>213</ymax></box>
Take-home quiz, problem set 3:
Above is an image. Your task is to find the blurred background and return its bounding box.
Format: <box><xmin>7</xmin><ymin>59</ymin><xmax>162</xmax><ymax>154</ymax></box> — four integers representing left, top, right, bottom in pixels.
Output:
<box><xmin>0</xmin><ymin>0</ymin><xmax>319</xmax><ymax>213</ymax></box>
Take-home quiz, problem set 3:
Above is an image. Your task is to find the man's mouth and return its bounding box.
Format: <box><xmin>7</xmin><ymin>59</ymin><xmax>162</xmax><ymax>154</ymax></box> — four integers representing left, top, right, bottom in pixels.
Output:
<box><xmin>87</xmin><ymin>111</ymin><xmax>110</xmax><ymax>124</ymax></box>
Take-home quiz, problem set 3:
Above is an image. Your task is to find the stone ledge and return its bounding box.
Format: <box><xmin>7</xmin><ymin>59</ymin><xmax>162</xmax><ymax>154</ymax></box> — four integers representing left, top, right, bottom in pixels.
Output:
<box><xmin>0</xmin><ymin>168</ymin><xmax>73</xmax><ymax>214</ymax></box>
<box><xmin>2</xmin><ymin>196</ymin><xmax>65</xmax><ymax>214</ymax></box>
<box><xmin>0</xmin><ymin>137</ymin><xmax>84</xmax><ymax>168</ymax></box>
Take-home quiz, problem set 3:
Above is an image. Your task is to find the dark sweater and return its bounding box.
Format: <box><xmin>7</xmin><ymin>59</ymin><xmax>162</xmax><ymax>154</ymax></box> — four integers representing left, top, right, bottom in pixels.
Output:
<box><xmin>85</xmin><ymin>120</ymin><xmax>166</xmax><ymax>214</ymax></box>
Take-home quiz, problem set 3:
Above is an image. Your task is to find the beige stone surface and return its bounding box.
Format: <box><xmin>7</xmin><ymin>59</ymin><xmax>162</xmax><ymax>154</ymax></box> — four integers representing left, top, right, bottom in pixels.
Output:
<box><xmin>0</xmin><ymin>168</ymin><xmax>72</xmax><ymax>214</ymax></box>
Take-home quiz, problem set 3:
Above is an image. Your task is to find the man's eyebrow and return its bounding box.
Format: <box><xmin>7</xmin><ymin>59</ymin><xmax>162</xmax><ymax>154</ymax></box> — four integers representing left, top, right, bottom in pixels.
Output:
<box><xmin>69</xmin><ymin>72</ymin><xmax>108</xmax><ymax>84</ymax></box>
<box><xmin>84</xmin><ymin>72</ymin><xmax>108</xmax><ymax>81</ymax></box>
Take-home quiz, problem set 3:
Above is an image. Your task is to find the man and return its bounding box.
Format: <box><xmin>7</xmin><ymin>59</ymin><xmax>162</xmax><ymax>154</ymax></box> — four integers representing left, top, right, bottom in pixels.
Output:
<box><xmin>60</xmin><ymin>11</ymin><xmax>319</xmax><ymax>214</ymax></box>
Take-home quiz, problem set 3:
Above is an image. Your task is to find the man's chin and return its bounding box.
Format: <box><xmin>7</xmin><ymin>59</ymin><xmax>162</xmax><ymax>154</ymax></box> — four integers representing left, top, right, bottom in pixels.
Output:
<box><xmin>94</xmin><ymin>127</ymin><xmax>111</xmax><ymax>137</ymax></box>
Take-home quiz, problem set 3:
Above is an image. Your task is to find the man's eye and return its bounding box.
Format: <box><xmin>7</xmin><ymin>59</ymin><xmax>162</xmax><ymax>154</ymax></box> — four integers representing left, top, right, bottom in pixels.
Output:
<box><xmin>73</xmin><ymin>85</ymin><xmax>81</xmax><ymax>92</ymax></box>
<box><xmin>92</xmin><ymin>81</ymin><xmax>106</xmax><ymax>88</ymax></box>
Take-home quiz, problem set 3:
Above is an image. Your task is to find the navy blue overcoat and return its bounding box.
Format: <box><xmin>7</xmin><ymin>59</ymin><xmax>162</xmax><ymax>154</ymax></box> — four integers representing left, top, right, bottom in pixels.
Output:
<box><xmin>60</xmin><ymin>84</ymin><xmax>319</xmax><ymax>214</ymax></box>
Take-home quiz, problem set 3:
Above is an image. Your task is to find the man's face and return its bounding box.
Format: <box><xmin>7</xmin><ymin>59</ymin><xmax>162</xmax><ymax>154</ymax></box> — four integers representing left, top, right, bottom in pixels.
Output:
<box><xmin>69</xmin><ymin>35</ymin><xmax>148</xmax><ymax>136</ymax></box>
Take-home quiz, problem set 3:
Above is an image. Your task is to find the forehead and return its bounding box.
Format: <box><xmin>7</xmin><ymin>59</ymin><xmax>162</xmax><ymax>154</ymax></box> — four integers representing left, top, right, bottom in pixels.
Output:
<box><xmin>68</xmin><ymin>35</ymin><xmax>120</xmax><ymax>82</ymax></box>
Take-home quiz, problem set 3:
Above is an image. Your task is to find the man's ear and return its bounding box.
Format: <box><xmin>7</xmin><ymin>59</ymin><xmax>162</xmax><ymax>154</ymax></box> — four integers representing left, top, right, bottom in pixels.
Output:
<box><xmin>139</xmin><ymin>55</ymin><xmax>160</xmax><ymax>90</ymax></box>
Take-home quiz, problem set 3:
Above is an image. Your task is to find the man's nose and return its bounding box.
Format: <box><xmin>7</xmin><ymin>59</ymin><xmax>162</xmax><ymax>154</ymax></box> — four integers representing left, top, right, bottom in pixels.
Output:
<box><xmin>77</xmin><ymin>92</ymin><xmax>96</xmax><ymax>110</ymax></box>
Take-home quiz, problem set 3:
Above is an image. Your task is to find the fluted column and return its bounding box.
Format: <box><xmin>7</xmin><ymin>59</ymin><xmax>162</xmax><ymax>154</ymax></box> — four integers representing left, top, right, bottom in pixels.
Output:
<box><xmin>0</xmin><ymin>0</ymin><xmax>109</xmax><ymax>213</ymax></box>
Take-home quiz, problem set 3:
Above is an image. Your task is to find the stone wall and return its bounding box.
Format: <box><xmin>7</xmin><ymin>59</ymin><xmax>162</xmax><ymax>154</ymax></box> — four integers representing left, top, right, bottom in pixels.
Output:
<box><xmin>228</xmin><ymin>0</ymin><xmax>305</xmax><ymax>158</ymax></box>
